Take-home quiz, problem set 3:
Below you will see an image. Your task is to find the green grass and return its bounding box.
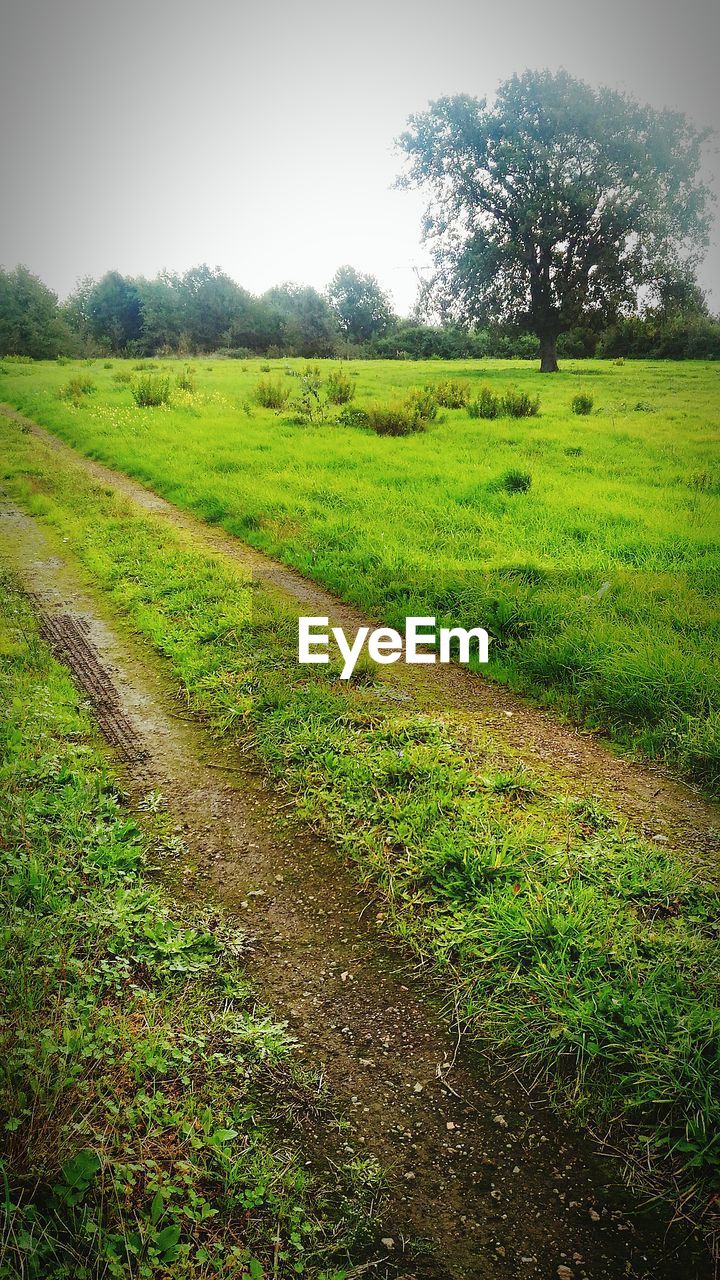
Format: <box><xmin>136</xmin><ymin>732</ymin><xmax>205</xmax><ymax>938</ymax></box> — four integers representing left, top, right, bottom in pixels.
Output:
<box><xmin>0</xmin><ymin>576</ymin><xmax>387</xmax><ymax>1279</ymax></box>
<box><xmin>1</xmin><ymin>417</ymin><xmax>718</xmax><ymax>1238</ymax></box>
<box><xmin>1</xmin><ymin>356</ymin><xmax>718</xmax><ymax>789</ymax></box>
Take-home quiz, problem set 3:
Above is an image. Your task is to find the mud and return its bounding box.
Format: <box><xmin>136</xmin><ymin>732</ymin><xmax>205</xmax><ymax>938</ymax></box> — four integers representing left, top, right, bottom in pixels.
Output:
<box><xmin>3</xmin><ymin>403</ymin><xmax>718</xmax><ymax>879</ymax></box>
<box><xmin>1</xmin><ymin>491</ymin><xmax>713</xmax><ymax>1277</ymax></box>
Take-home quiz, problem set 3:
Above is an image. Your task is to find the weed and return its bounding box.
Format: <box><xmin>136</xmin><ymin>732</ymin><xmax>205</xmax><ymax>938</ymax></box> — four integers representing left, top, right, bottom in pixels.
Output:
<box><xmin>500</xmin><ymin>468</ymin><xmax>532</xmax><ymax>493</ymax></box>
<box><xmin>435</xmin><ymin>378</ymin><xmax>470</xmax><ymax>408</ymax></box>
<box><xmin>112</xmin><ymin>369</ymin><xmax>133</xmax><ymax>383</ymax></box>
<box><xmin>468</xmin><ymin>386</ymin><xmax>500</xmax><ymax>419</ymax></box>
<box><xmin>572</xmin><ymin>393</ymin><xmax>594</xmax><ymax>415</ymax></box>
<box><xmin>58</xmin><ymin>375</ymin><xmax>96</xmax><ymax>402</ymax></box>
<box><xmin>337</xmin><ymin>405</ymin><xmax>369</xmax><ymax>427</ymax></box>
<box><xmin>131</xmin><ymin>374</ymin><xmax>171</xmax><ymax>407</ymax></box>
<box><xmin>366</xmin><ymin>401</ymin><xmax>426</xmax><ymax>435</ymax></box>
<box><xmin>500</xmin><ymin>389</ymin><xmax>540</xmax><ymax>417</ymax></box>
<box><xmin>326</xmin><ymin>366</ymin><xmax>355</xmax><ymax>405</ymax></box>
<box><xmin>405</xmin><ymin>386</ymin><xmax>438</xmax><ymax>421</ymax></box>
<box><xmin>255</xmin><ymin>375</ymin><xmax>290</xmax><ymax>410</ymax></box>
<box><xmin>175</xmin><ymin>365</ymin><xmax>196</xmax><ymax>393</ymax></box>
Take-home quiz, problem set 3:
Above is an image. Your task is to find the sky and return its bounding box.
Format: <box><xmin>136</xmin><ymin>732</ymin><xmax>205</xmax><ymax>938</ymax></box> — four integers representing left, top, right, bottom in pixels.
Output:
<box><xmin>1</xmin><ymin>0</ymin><xmax>719</xmax><ymax>315</ymax></box>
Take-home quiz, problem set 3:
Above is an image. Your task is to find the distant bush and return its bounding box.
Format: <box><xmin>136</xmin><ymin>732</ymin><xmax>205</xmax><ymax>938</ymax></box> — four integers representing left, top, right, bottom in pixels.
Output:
<box><xmin>58</xmin><ymin>375</ymin><xmax>96</xmax><ymax>402</ymax></box>
<box><xmin>500</xmin><ymin>468</ymin><xmax>532</xmax><ymax>493</ymax></box>
<box><xmin>500</xmin><ymin>389</ymin><xmax>540</xmax><ymax>418</ymax></box>
<box><xmin>256</xmin><ymin>376</ymin><xmax>290</xmax><ymax>410</ymax></box>
<box><xmin>367</xmin><ymin>401</ymin><xmax>426</xmax><ymax>436</ymax></box>
<box><xmin>55</xmin><ymin>356</ymin><xmax>71</xmax><ymax>366</ymax></box>
<box><xmin>572</xmin><ymin>393</ymin><xmax>594</xmax><ymax>415</ymax></box>
<box><xmin>337</xmin><ymin>406</ymin><xmax>369</xmax><ymax>427</ymax></box>
<box><xmin>131</xmin><ymin>374</ymin><xmax>171</xmax><ymax>407</ymax></box>
<box><xmin>4</xmin><ymin>354</ymin><xmax>33</xmax><ymax>364</ymax></box>
<box><xmin>326</xmin><ymin>367</ymin><xmax>355</xmax><ymax>405</ymax></box>
<box><xmin>435</xmin><ymin>379</ymin><xmax>470</xmax><ymax>408</ymax></box>
<box><xmin>176</xmin><ymin>365</ymin><xmax>196</xmax><ymax>393</ymax></box>
<box><xmin>405</xmin><ymin>386</ymin><xmax>438</xmax><ymax>421</ymax></box>
<box><xmin>112</xmin><ymin>369</ymin><xmax>133</xmax><ymax>383</ymax></box>
<box><xmin>468</xmin><ymin>386</ymin><xmax>500</xmax><ymax>419</ymax></box>
<box><xmin>103</xmin><ymin>361</ymin><xmax>113</xmax><ymax>369</ymax></box>
<box><xmin>132</xmin><ymin>361</ymin><xmax>158</xmax><ymax>371</ymax></box>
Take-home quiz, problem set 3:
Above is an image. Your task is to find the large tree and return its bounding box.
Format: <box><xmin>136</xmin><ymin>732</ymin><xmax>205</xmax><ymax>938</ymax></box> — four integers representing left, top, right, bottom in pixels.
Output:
<box><xmin>327</xmin><ymin>265</ymin><xmax>394</xmax><ymax>343</ymax></box>
<box><xmin>398</xmin><ymin>70</ymin><xmax>712</xmax><ymax>370</ymax></box>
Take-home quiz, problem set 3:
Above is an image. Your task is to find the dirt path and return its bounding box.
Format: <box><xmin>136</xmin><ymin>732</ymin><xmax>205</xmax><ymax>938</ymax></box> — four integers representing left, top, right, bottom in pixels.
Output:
<box><xmin>2</xmin><ymin>404</ymin><xmax>718</xmax><ymax>877</ymax></box>
<box><xmin>1</xmin><ymin>491</ymin><xmax>713</xmax><ymax>1274</ymax></box>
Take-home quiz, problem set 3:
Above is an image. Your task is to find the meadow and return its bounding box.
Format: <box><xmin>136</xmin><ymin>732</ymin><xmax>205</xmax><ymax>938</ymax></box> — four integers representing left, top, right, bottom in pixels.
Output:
<box><xmin>2</xmin><ymin>355</ymin><xmax>718</xmax><ymax>789</ymax></box>
<box><xmin>1</xmin><ymin>409</ymin><xmax>719</xmax><ymax>1244</ymax></box>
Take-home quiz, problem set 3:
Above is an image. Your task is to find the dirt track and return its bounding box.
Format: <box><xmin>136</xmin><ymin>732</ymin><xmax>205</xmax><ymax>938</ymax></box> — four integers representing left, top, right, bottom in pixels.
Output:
<box><xmin>1</xmin><ymin>406</ymin><xmax>718</xmax><ymax>1278</ymax></box>
<box><xmin>3</xmin><ymin>403</ymin><xmax>718</xmax><ymax>874</ymax></box>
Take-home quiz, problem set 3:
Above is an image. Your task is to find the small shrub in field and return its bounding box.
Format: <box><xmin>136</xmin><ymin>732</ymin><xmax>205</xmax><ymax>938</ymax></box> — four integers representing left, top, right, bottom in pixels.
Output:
<box><xmin>103</xmin><ymin>361</ymin><xmax>113</xmax><ymax>369</ymax></box>
<box><xmin>338</xmin><ymin>406</ymin><xmax>369</xmax><ymax>427</ymax></box>
<box><xmin>634</xmin><ymin>400</ymin><xmax>656</xmax><ymax>413</ymax></box>
<box><xmin>176</xmin><ymin>366</ymin><xmax>196</xmax><ymax>393</ymax></box>
<box><xmin>58</xmin><ymin>375</ymin><xmax>96</xmax><ymax>402</ymax></box>
<box><xmin>565</xmin><ymin>445</ymin><xmax>583</xmax><ymax>457</ymax></box>
<box><xmin>468</xmin><ymin>386</ymin><xmax>500</xmax><ymax>419</ymax></box>
<box><xmin>405</xmin><ymin>386</ymin><xmax>438</xmax><ymax>421</ymax></box>
<box><xmin>56</xmin><ymin>356</ymin><xmax>70</xmax><ymax>366</ymax></box>
<box><xmin>326</xmin><ymin>367</ymin><xmax>355</xmax><ymax>405</ymax></box>
<box><xmin>260</xmin><ymin>363</ymin><xmax>271</xmax><ymax>373</ymax></box>
<box><xmin>112</xmin><ymin>369</ymin><xmax>133</xmax><ymax>383</ymax></box>
<box><xmin>131</xmin><ymin>374</ymin><xmax>171</xmax><ymax>407</ymax></box>
<box><xmin>572</xmin><ymin>393</ymin><xmax>594</xmax><ymax>415</ymax></box>
<box><xmin>500</xmin><ymin>468</ymin><xmax>532</xmax><ymax>493</ymax></box>
<box><xmin>499</xmin><ymin>389</ymin><xmax>540</xmax><ymax>418</ymax></box>
<box><xmin>435</xmin><ymin>379</ymin><xmax>470</xmax><ymax>408</ymax></box>
<box><xmin>132</xmin><ymin>360</ymin><xmax>157</xmax><ymax>371</ymax></box>
<box><xmin>367</xmin><ymin>401</ymin><xmax>425</xmax><ymax>436</ymax></box>
<box><xmin>255</xmin><ymin>376</ymin><xmax>290</xmax><ymax>410</ymax></box>
<box><xmin>5</xmin><ymin>354</ymin><xmax>33</xmax><ymax>364</ymax></box>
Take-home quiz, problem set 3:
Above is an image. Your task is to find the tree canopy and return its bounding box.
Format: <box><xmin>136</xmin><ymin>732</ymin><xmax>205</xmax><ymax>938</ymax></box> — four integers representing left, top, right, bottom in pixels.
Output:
<box><xmin>327</xmin><ymin>266</ymin><xmax>394</xmax><ymax>343</ymax></box>
<box><xmin>398</xmin><ymin>70</ymin><xmax>713</xmax><ymax>369</ymax></box>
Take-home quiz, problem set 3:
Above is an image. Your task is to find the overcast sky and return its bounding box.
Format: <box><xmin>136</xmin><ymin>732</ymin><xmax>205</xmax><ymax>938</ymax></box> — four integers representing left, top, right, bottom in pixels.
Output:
<box><xmin>1</xmin><ymin>0</ymin><xmax>718</xmax><ymax>314</ymax></box>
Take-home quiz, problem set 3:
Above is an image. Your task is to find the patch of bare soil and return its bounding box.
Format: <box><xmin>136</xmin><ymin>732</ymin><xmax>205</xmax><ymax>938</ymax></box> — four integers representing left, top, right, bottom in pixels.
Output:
<box><xmin>3</xmin><ymin>404</ymin><xmax>718</xmax><ymax>879</ymax></box>
<box><xmin>1</xmin><ymin>495</ymin><xmax>713</xmax><ymax>1279</ymax></box>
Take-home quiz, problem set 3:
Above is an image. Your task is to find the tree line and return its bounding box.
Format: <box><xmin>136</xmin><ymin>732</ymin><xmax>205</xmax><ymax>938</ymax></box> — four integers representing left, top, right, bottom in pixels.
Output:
<box><xmin>2</xmin><ymin>259</ymin><xmax>718</xmax><ymax>363</ymax></box>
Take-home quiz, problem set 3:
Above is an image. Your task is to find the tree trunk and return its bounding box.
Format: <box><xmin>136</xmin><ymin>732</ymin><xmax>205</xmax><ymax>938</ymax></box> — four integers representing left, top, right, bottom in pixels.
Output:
<box><xmin>539</xmin><ymin>332</ymin><xmax>559</xmax><ymax>372</ymax></box>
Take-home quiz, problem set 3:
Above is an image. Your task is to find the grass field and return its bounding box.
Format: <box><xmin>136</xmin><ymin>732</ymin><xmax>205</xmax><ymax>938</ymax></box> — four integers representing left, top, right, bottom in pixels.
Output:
<box><xmin>1</xmin><ymin>355</ymin><xmax>718</xmax><ymax>791</ymax></box>
<box><xmin>1</xmin><ymin>411</ymin><xmax>718</xmax><ymax>1242</ymax></box>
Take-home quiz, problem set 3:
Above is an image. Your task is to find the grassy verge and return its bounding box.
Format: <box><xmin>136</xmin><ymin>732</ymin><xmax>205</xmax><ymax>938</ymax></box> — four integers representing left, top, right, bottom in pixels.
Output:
<box><xmin>0</xmin><ymin>575</ymin><xmax>387</xmax><ymax>1279</ymax></box>
<box><xmin>1</xmin><ymin>356</ymin><xmax>719</xmax><ymax>789</ymax></box>
<box><xmin>1</xmin><ymin>415</ymin><xmax>719</xmax><ymax>1241</ymax></box>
